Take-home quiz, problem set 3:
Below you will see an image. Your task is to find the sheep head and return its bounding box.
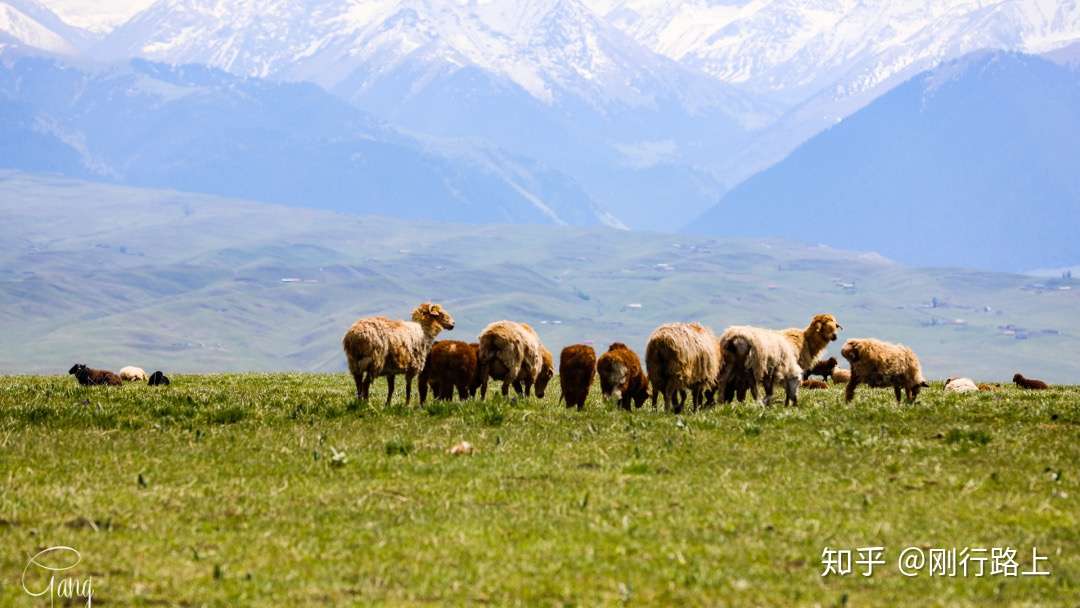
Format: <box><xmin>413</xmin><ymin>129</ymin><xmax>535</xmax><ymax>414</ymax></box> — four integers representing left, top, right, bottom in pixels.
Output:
<box><xmin>840</xmin><ymin>340</ymin><xmax>860</xmax><ymax>363</ymax></box>
<box><xmin>535</xmin><ymin>348</ymin><xmax>555</xmax><ymax>398</ymax></box>
<box><xmin>412</xmin><ymin>303</ymin><xmax>455</xmax><ymax>332</ymax></box>
<box><xmin>1012</xmin><ymin>373</ymin><xmax>1024</xmax><ymax>383</ymax></box>
<box><xmin>68</xmin><ymin>364</ymin><xmax>86</xmax><ymax>375</ymax></box>
<box><xmin>808</xmin><ymin>314</ymin><xmax>842</xmax><ymax>345</ymax></box>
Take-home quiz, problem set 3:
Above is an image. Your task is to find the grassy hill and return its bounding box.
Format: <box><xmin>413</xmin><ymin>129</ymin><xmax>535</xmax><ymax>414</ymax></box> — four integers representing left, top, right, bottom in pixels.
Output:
<box><xmin>2</xmin><ymin>171</ymin><xmax>1079</xmax><ymax>380</ymax></box>
<box><xmin>0</xmin><ymin>374</ymin><xmax>1076</xmax><ymax>605</ymax></box>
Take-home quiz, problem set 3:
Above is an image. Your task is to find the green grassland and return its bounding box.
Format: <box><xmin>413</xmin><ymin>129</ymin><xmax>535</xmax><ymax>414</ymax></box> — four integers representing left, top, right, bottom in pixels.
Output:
<box><xmin>1</xmin><ymin>374</ymin><xmax>1078</xmax><ymax>606</ymax></box>
<box><xmin>2</xmin><ymin>171</ymin><xmax>1079</xmax><ymax>380</ymax></box>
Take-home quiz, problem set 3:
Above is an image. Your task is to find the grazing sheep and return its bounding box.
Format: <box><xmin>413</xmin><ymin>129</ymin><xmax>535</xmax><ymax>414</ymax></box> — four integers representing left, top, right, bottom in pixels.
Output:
<box><xmin>119</xmin><ymin>366</ymin><xmax>148</xmax><ymax>382</ymax></box>
<box><xmin>831</xmin><ymin>369</ymin><xmax>851</xmax><ymax>384</ymax></box>
<box><xmin>559</xmin><ymin>344</ymin><xmax>596</xmax><ymax>410</ymax></box>
<box><xmin>68</xmin><ymin>364</ymin><xmax>122</xmax><ymax>386</ymax></box>
<box><xmin>781</xmin><ymin>314</ymin><xmax>843</xmax><ymax>369</ymax></box>
<box><xmin>977</xmin><ymin>382</ymin><xmax>1001</xmax><ymax>392</ymax></box>
<box><xmin>148</xmin><ymin>371</ymin><xmax>170</xmax><ymax>386</ymax></box>
<box><xmin>418</xmin><ymin>341</ymin><xmax>480</xmax><ymax>404</ymax></box>
<box><xmin>840</xmin><ymin>338</ymin><xmax>928</xmax><ymax>404</ymax></box>
<box><xmin>342</xmin><ymin>303</ymin><xmax>455</xmax><ymax>407</ymax></box>
<box><xmin>596</xmin><ymin>342</ymin><xmax>650</xmax><ymax>410</ymax></box>
<box><xmin>802</xmin><ymin>357</ymin><xmax>838</xmax><ymax>381</ymax></box>
<box><xmin>1013</xmin><ymin>374</ymin><xmax>1049</xmax><ymax>390</ymax></box>
<box><xmin>717</xmin><ymin>326</ymin><xmax>802</xmax><ymax>406</ymax></box>
<box><xmin>645</xmin><ymin>323</ymin><xmax>722</xmax><ymax>412</ymax></box>
<box><xmin>801</xmin><ymin>379</ymin><xmax>829</xmax><ymax>390</ymax></box>
<box><xmin>477</xmin><ymin>321</ymin><xmax>551</xmax><ymax>399</ymax></box>
<box><xmin>944</xmin><ymin>377</ymin><xmax>979</xmax><ymax>394</ymax></box>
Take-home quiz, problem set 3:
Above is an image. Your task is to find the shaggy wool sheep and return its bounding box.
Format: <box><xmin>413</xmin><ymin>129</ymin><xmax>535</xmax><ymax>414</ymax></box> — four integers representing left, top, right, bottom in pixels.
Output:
<box><xmin>477</xmin><ymin>321</ymin><xmax>551</xmax><ymax>399</ymax></box>
<box><xmin>418</xmin><ymin>341</ymin><xmax>480</xmax><ymax>403</ymax></box>
<box><xmin>717</xmin><ymin>326</ymin><xmax>802</xmax><ymax>406</ymax></box>
<box><xmin>119</xmin><ymin>366</ymin><xmax>148</xmax><ymax>382</ymax></box>
<box><xmin>944</xmin><ymin>377</ymin><xmax>979</xmax><ymax>394</ymax></box>
<box><xmin>800</xmin><ymin>379</ymin><xmax>829</xmax><ymax>390</ymax></box>
<box><xmin>802</xmin><ymin>357</ymin><xmax>838</xmax><ymax>381</ymax></box>
<box><xmin>343</xmin><ymin>303</ymin><xmax>455</xmax><ymax>406</ymax></box>
<box><xmin>148</xmin><ymin>371</ymin><xmax>170</xmax><ymax>386</ymax></box>
<box><xmin>977</xmin><ymin>383</ymin><xmax>1001</xmax><ymax>392</ymax></box>
<box><xmin>645</xmin><ymin>323</ymin><xmax>722</xmax><ymax>412</ymax></box>
<box><xmin>559</xmin><ymin>344</ymin><xmax>596</xmax><ymax>410</ymax></box>
<box><xmin>781</xmin><ymin>314</ymin><xmax>843</xmax><ymax>369</ymax></box>
<box><xmin>840</xmin><ymin>338</ymin><xmax>928</xmax><ymax>403</ymax></box>
<box><xmin>68</xmin><ymin>364</ymin><xmax>122</xmax><ymax>386</ymax></box>
<box><xmin>831</xmin><ymin>369</ymin><xmax>851</xmax><ymax>384</ymax></box>
<box><xmin>596</xmin><ymin>342</ymin><xmax>650</xmax><ymax>410</ymax></box>
<box><xmin>1013</xmin><ymin>374</ymin><xmax>1049</xmax><ymax>390</ymax></box>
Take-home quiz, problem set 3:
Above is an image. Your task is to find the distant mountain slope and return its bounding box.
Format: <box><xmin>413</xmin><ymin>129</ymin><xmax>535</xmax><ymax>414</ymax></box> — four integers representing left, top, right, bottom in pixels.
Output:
<box><xmin>0</xmin><ymin>0</ymin><xmax>95</xmax><ymax>53</ymax></box>
<box><xmin>3</xmin><ymin>171</ymin><xmax>1079</xmax><ymax>380</ymax></box>
<box><xmin>0</xmin><ymin>52</ymin><xmax>618</xmax><ymax>227</ymax></box>
<box><xmin>692</xmin><ymin>51</ymin><xmax>1080</xmax><ymax>273</ymax></box>
<box><xmin>90</xmin><ymin>0</ymin><xmax>781</xmax><ymax>229</ymax></box>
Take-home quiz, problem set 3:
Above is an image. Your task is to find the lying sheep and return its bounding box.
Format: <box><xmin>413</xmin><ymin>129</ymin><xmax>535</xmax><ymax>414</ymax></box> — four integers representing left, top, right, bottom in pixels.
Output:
<box><xmin>831</xmin><ymin>369</ymin><xmax>851</xmax><ymax>384</ymax></box>
<box><xmin>646</xmin><ymin>323</ymin><xmax>721</xmax><ymax>412</ymax></box>
<box><xmin>477</xmin><ymin>321</ymin><xmax>551</xmax><ymax>399</ymax></box>
<box><xmin>342</xmin><ymin>303</ymin><xmax>455</xmax><ymax>406</ymax></box>
<box><xmin>68</xmin><ymin>364</ymin><xmax>122</xmax><ymax>386</ymax></box>
<box><xmin>781</xmin><ymin>314</ymin><xmax>843</xmax><ymax>369</ymax></box>
<box><xmin>119</xmin><ymin>366</ymin><xmax>148</xmax><ymax>382</ymax></box>
<box><xmin>148</xmin><ymin>371</ymin><xmax>170</xmax><ymax>386</ymax></box>
<box><xmin>597</xmin><ymin>342</ymin><xmax>650</xmax><ymax>410</ymax></box>
<box><xmin>559</xmin><ymin>344</ymin><xmax>596</xmax><ymax>410</ymax></box>
<box><xmin>717</xmin><ymin>326</ymin><xmax>801</xmax><ymax>406</ymax></box>
<box><xmin>802</xmin><ymin>357</ymin><xmax>838</xmax><ymax>381</ymax></box>
<box><xmin>977</xmin><ymin>382</ymin><xmax>1001</xmax><ymax>392</ymax></box>
<box><xmin>944</xmin><ymin>377</ymin><xmax>979</xmax><ymax>394</ymax></box>
<box><xmin>840</xmin><ymin>338</ymin><xmax>928</xmax><ymax>403</ymax></box>
<box><xmin>1013</xmin><ymin>374</ymin><xmax>1049</xmax><ymax>390</ymax></box>
<box><xmin>800</xmin><ymin>379</ymin><xmax>829</xmax><ymax>390</ymax></box>
<box><xmin>419</xmin><ymin>341</ymin><xmax>480</xmax><ymax>403</ymax></box>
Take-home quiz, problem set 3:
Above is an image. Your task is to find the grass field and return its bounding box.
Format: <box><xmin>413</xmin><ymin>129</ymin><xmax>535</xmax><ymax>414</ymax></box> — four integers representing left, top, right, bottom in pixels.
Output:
<box><xmin>1</xmin><ymin>374</ymin><xmax>1078</xmax><ymax>606</ymax></box>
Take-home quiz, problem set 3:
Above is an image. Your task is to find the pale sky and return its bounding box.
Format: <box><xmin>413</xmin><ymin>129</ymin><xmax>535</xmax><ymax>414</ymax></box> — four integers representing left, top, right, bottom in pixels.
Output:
<box><xmin>44</xmin><ymin>0</ymin><xmax>156</xmax><ymax>32</ymax></box>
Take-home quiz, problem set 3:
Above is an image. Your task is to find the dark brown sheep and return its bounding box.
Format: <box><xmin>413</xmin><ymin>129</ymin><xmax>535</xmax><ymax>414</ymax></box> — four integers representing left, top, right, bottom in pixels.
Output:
<box><xmin>148</xmin><ymin>371</ymin><xmax>170</xmax><ymax>386</ymax></box>
<box><xmin>559</xmin><ymin>344</ymin><xmax>596</xmax><ymax>410</ymax></box>
<box><xmin>68</xmin><ymin>364</ymin><xmax>122</xmax><ymax>386</ymax></box>
<box><xmin>1013</xmin><ymin>374</ymin><xmax>1049</xmax><ymax>390</ymax></box>
<box><xmin>802</xmin><ymin>357</ymin><xmax>838</xmax><ymax>381</ymax></box>
<box><xmin>597</xmin><ymin>343</ymin><xmax>650</xmax><ymax>410</ymax></box>
<box><xmin>800</xmin><ymin>379</ymin><xmax>829</xmax><ymax>390</ymax></box>
<box><xmin>419</xmin><ymin>341</ymin><xmax>480</xmax><ymax>403</ymax></box>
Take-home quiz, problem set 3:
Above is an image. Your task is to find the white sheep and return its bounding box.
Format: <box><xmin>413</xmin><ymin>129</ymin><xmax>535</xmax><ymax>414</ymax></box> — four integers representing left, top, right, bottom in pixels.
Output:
<box><xmin>717</xmin><ymin>325</ymin><xmax>802</xmax><ymax>406</ymax></box>
<box><xmin>944</xmin><ymin>377</ymin><xmax>979</xmax><ymax>394</ymax></box>
<box><xmin>118</xmin><ymin>366</ymin><xmax>148</xmax><ymax>382</ymax></box>
<box><xmin>645</xmin><ymin>322</ymin><xmax>722</xmax><ymax>412</ymax></box>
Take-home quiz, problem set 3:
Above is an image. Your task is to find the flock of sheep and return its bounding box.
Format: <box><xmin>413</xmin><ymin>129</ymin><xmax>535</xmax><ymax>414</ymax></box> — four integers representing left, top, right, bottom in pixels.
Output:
<box><xmin>342</xmin><ymin>303</ymin><xmax>1052</xmax><ymax>412</ymax></box>
<box><xmin>68</xmin><ymin>364</ymin><xmax>169</xmax><ymax>386</ymax></box>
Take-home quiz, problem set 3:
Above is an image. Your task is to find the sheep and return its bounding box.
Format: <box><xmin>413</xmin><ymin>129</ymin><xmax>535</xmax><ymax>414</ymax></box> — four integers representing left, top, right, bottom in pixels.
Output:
<box><xmin>119</xmin><ymin>366</ymin><xmax>148</xmax><ymax>382</ymax></box>
<box><xmin>342</xmin><ymin>303</ymin><xmax>455</xmax><ymax>407</ymax></box>
<box><xmin>1013</xmin><ymin>374</ymin><xmax>1049</xmax><ymax>390</ymax></box>
<box><xmin>840</xmin><ymin>338</ymin><xmax>928</xmax><ymax>404</ymax></box>
<box><xmin>716</xmin><ymin>326</ymin><xmax>801</xmax><ymax>406</ymax></box>
<box><xmin>596</xmin><ymin>342</ymin><xmax>650</xmax><ymax>410</ymax></box>
<box><xmin>944</xmin><ymin>377</ymin><xmax>979</xmax><ymax>394</ymax></box>
<box><xmin>800</xmin><ymin>379</ymin><xmax>829</xmax><ymax>390</ymax></box>
<box><xmin>645</xmin><ymin>322</ymin><xmax>722</xmax><ymax>413</ymax></box>
<box><xmin>781</xmin><ymin>314</ymin><xmax>843</xmax><ymax>369</ymax></box>
<box><xmin>802</xmin><ymin>357</ymin><xmax>838</xmax><ymax>381</ymax></box>
<box><xmin>68</xmin><ymin>364</ymin><xmax>122</xmax><ymax>386</ymax></box>
<box><xmin>977</xmin><ymin>383</ymin><xmax>1001</xmax><ymax>392</ymax></box>
<box><xmin>831</xmin><ymin>369</ymin><xmax>851</xmax><ymax>384</ymax></box>
<box><xmin>148</xmin><ymin>371</ymin><xmax>170</xmax><ymax>386</ymax></box>
<box><xmin>477</xmin><ymin>321</ymin><xmax>551</xmax><ymax>399</ymax></box>
<box><xmin>418</xmin><ymin>341</ymin><xmax>480</xmax><ymax>404</ymax></box>
<box><xmin>559</xmin><ymin>344</ymin><xmax>596</xmax><ymax>410</ymax></box>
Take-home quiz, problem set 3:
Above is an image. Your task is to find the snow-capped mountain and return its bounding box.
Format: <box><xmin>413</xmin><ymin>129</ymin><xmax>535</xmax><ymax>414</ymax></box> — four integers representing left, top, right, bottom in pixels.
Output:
<box><xmin>1</xmin><ymin>0</ymin><xmax>94</xmax><ymax>54</ymax></box>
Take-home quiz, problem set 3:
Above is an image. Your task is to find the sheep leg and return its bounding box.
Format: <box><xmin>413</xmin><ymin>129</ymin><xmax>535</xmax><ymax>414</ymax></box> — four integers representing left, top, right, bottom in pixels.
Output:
<box><xmin>404</xmin><ymin>371</ymin><xmax>414</xmax><ymax>406</ymax></box>
<box><xmin>479</xmin><ymin>364</ymin><xmax>489</xmax><ymax>400</ymax></box>
<box><xmin>907</xmin><ymin>384</ymin><xmax>920</xmax><ymax>404</ymax></box>
<box><xmin>351</xmin><ymin>372</ymin><xmax>364</xmax><ymax>401</ymax></box>
<box><xmin>419</xmin><ymin>377</ymin><xmax>429</xmax><ymax>405</ymax></box>
<box><xmin>762</xmin><ymin>375</ymin><xmax>774</xmax><ymax>406</ymax></box>
<box><xmin>457</xmin><ymin>382</ymin><xmax>469</xmax><ymax>401</ymax></box>
<box><xmin>521</xmin><ymin>380</ymin><xmax>532</xmax><ymax>398</ymax></box>
<box><xmin>845</xmin><ymin>374</ymin><xmax>860</xmax><ymax>403</ymax></box>
<box><xmin>385</xmin><ymin>374</ymin><xmax>395</xmax><ymax>407</ymax></box>
<box><xmin>893</xmin><ymin>384</ymin><xmax>902</xmax><ymax>404</ymax></box>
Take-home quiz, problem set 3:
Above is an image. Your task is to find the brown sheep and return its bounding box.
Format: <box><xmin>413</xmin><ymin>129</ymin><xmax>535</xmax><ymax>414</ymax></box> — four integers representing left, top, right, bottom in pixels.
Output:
<box><xmin>781</xmin><ymin>314</ymin><xmax>843</xmax><ymax>369</ymax></box>
<box><xmin>802</xmin><ymin>357</ymin><xmax>838</xmax><ymax>381</ymax></box>
<box><xmin>342</xmin><ymin>303</ymin><xmax>455</xmax><ymax>406</ymax></box>
<box><xmin>559</xmin><ymin>344</ymin><xmax>596</xmax><ymax>410</ymax></box>
<box><xmin>418</xmin><ymin>341</ymin><xmax>480</xmax><ymax>404</ymax></box>
<box><xmin>1013</xmin><ymin>374</ymin><xmax>1049</xmax><ymax>390</ymax></box>
<box><xmin>800</xmin><ymin>379</ymin><xmax>829</xmax><ymax>390</ymax></box>
<box><xmin>831</xmin><ymin>369</ymin><xmax>851</xmax><ymax>384</ymax></box>
<box><xmin>977</xmin><ymin>382</ymin><xmax>1001</xmax><ymax>392</ymax></box>
<box><xmin>841</xmin><ymin>338</ymin><xmax>928</xmax><ymax>404</ymax></box>
<box><xmin>597</xmin><ymin>342</ymin><xmax>650</xmax><ymax>410</ymax></box>
<box><xmin>645</xmin><ymin>322</ymin><xmax>721</xmax><ymax>413</ymax></box>
<box><xmin>477</xmin><ymin>321</ymin><xmax>551</xmax><ymax>399</ymax></box>
<box><xmin>68</xmin><ymin>364</ymin><xmax>122</xmax><ymax>386</ymax></box>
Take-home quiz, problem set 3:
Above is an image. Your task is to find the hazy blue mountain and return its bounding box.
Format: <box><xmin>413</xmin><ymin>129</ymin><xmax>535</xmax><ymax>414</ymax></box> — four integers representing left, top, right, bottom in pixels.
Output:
<box><xmin>0</xmin><ymin>51</ymin><xmax>618</xmax><ymax>227</ymax></box>
<box><xmin>692</xmin><ymin>51</ymin><xmax>1080</xmax><ymax>272</ymax></box>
